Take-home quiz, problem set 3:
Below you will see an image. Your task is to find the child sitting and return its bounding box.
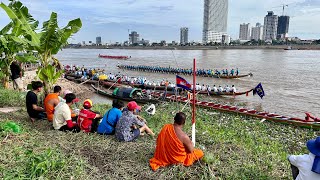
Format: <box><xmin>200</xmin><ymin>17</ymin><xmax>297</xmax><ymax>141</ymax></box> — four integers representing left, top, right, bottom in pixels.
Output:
<box><xmin>77</xmin><ymin>99</ymin><xmax>102</xmax><ymax>133</ymax></box>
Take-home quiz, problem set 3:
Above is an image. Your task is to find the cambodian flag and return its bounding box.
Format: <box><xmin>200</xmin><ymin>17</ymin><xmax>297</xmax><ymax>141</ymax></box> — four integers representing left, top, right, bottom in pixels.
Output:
<box><xmin>176</xmin><ymin>75</ymin><xmax>191</xmax><ymax>90</ymax></box>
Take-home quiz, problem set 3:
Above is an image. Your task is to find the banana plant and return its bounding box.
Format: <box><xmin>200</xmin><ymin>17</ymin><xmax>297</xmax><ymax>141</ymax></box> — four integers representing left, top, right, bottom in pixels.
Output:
<box><xmin>1</xmin><ymin>0</ymin><xmax>82</xmax><ymax>94</ymax></box>
<box><xmin>0</xmin><ymin>22</ymin><xmax>37</xmax><ymax>88</ymax></box>
<box><xmin>35</xmin><ymin>12</ymin><xmax>81</xmax><ymax>94</ymax></box>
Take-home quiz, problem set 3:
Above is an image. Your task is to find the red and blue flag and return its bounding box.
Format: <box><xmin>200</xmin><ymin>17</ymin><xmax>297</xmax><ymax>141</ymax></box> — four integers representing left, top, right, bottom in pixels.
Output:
<box><xmin>176</xmin><ymin>75</ymin><xmax>191</xmax><ymax>90</ymax></box>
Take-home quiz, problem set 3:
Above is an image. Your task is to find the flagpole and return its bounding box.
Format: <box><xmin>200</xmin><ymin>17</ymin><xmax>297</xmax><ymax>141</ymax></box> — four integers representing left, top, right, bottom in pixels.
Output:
<box><xmin>192</xmin><ymin>58</ymin><xmax>196</xmax><ymax>146</ymax></box>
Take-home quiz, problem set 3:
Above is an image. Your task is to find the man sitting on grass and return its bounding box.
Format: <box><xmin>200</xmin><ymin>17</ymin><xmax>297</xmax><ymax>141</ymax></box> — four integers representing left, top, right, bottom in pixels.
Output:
<box><xmin>149</xmin><ymin>112</ymin><xmax>204</xmax><ymax>171</ymax></box>
<box><xmin>53</xmin><ymin>93</ymin><xmax>79</xmax><ymax>131</ymax></box>
<box><xmin>26</xmin><ymin>81</ymin><xmax>46</xmax><ymax>122</ymax></box>
<box><xmin>44</xmin><ymin>85</ymin><xmax>62</xmax><ymax>122</ymax></box>
<box><xmin>97</xmin><ymin>99</ymin><xmax>124</xmax><ymax>135</ymax></box>
<box><xmin>115</xmin><ymin>101</ymin><xmax>154</xmax><ymax>142</ymax></box>
<box><xmin>288</xmin><ymin>136</ymin><xmax>320</xmax><ymax>180</ymax></box>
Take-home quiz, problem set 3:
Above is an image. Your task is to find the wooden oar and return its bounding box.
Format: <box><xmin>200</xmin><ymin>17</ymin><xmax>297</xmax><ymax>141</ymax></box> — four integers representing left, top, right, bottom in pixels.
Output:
<box><xmin>80</xmin><ymin>79</ymin><xmax>91</xmax><ymax>85</ymax></box>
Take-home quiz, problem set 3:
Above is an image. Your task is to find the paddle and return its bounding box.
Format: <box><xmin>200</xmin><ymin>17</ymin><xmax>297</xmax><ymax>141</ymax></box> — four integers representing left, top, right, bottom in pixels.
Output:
<box><xmin>80</xmin><ymin>79</ymin><xmax>91</xmax><ymax>85</ymax></box>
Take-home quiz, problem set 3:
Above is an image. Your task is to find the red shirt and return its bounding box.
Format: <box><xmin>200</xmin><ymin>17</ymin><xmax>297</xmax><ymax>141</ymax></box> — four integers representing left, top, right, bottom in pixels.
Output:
<box><xmin>77</xmin><ymin>109</ymin><xmax>97</xmax><ymax>132</ymax></box>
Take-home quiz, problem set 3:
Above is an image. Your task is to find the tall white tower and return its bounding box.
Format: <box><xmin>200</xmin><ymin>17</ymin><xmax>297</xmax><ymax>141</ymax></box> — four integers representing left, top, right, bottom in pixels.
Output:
<box><xmin>203</xmin><ymin>0</ymin><xmax>228</xmax><ymax>43</ymax></box>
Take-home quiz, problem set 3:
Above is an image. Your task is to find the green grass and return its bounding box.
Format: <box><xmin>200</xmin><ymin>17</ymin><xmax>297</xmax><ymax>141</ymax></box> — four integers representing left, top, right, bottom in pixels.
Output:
<box><xmin>0</xmin><ymin>86</ymin><xmax>26</xmax><ymax>107</ymax></box>
<box><xmin>1</xmin><ymin>87</ymin><xmax>320</xmax><ymax>179</ymax></box>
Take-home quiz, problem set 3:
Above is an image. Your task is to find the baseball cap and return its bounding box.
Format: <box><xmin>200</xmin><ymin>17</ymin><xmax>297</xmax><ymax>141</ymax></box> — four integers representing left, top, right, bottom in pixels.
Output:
<box><xmin>83</xmin><ymin>99</ymin><xmax>93</xmax><ymax>109</ymax></box>
<box><xmin>127</xmin><ymin>101</ymin><xmax>141</xmax><ymax>111</ymax></box>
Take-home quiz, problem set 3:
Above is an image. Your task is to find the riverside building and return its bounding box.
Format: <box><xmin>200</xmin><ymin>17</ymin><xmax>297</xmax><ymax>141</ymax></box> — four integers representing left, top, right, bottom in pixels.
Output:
<box><xmin>251</xmin><ymin>23</ymin><xmax>264</xmax><ymax>41</ymax></box>
<box><xmin>129</xmin><ymin>31</ymin><xmax>140</xmax><ymax>44</ymax></box>
<box><xmin>96</xmin><ymin>36</ymin><xmax>102</xmax><ymax>46</ymax></box>
<box><xmin>263</xmin><ymin>11</ymin><xmax>278</xmax><ymax>41</ymax></box>
<box><xmin>277</xmin><ymin>16</ymin><xmax>290</xmax><ymax>39</ymax></box>
<box><xmin>180</xmin><ymin>27</ymin><xmax>189</xmax><ymax>45</ymax></box>
<box><xmin>239</xmin><ymin>23</ymin><xmax>251</xmax><ymax>40</ymax></box>
<box><xmin>202</xmin><ymin>0</ymin><xmax>228</xmax><ymax>44</ymax></box>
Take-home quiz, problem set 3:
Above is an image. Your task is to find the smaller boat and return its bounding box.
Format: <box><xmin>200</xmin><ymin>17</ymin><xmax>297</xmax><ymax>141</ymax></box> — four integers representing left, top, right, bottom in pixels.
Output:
<box><xmin>284</xmin><ymin>46</ymin><xmax>292</xmax><ymax>50</ymax></box>
<box><xmin>98</xmin><ymin>54</ymin><xmax>130</xmax><ymax>60</ymax></box>
<box><xmin>91</xmin><ymin>85</ymin><xmax>160</xmax><ymax>104</ymax></box>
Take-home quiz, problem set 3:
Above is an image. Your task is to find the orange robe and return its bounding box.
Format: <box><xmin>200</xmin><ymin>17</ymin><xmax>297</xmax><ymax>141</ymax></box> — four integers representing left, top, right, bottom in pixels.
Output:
<box><xmin>44</xmin><ymin>93</ymin><xmax>59</xmax><ymax>122</ymax></box>
<box><xmin>149</xmin><ymin>124</ymin><xmax>204</xmax><ymax>171</ymax></box>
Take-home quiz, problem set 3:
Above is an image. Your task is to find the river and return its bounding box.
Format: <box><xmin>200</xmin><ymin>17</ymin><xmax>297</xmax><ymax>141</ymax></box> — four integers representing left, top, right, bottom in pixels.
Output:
<box><xmin>56</xmin><ymin>48</ymin><xmax>320</xmax><ymax>119</ymax></box>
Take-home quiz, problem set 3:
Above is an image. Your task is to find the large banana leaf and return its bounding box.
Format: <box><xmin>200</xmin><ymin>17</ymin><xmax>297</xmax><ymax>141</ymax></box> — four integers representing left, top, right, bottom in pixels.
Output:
<box><xmin>0</xmin><ymin>1</ymin><xmax>40</xmax><ymax>46</ymax></box>
<box><xmin>39</xmin><ymin>12</ymin><xmax>82</xmax><ymax>55</ymax></box>
<box><xmin>37</xmin><ymin>64</ymin><xmax>63</xmax><ymax>86</ymax></box>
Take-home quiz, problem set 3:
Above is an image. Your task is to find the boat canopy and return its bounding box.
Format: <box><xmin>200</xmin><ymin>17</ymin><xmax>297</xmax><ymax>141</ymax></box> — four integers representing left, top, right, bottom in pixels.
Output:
<box><xmin>113</xmin><ymin>87</ymin><xmax>142</xmax><ymax>98</ymax></box>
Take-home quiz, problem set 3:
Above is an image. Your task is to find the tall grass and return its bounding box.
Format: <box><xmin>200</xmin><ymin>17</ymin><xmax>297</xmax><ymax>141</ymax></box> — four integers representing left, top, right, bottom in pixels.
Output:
<box><xmin>0</xmin><ymin>86</ymin><xmax>26</xmax><ymax>107</ymax></box>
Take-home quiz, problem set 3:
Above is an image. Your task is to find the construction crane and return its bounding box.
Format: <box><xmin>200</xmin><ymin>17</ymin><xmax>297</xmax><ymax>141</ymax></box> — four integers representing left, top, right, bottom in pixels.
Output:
<box><xmin>282</xmin><ymin>4</ymin><xmax>289</xmax><ymax>16</ymax></box>
<box><xmin>271</xmin><ymin>4</ymin><xmax>289</xmax><ymax>16</ymax></box>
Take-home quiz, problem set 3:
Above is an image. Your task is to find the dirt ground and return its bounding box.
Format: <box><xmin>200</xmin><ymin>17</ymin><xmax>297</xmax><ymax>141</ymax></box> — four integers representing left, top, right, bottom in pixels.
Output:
<box><xmin>12</xmin><ymin>70</ymin><xmax>93</xmax><ymax>100</ymax></box>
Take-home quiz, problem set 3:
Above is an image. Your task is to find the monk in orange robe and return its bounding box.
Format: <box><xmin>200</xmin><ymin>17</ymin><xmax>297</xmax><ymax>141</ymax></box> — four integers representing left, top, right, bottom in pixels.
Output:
<box><xmin>149</xmin><ymin>112</ymin><xmax>204</xmax><ymax>171</ymax></box>
<box><xmin>44</xmin><ymin>86</ymin><xmax>61</xmax><ymax>121</ymax></box>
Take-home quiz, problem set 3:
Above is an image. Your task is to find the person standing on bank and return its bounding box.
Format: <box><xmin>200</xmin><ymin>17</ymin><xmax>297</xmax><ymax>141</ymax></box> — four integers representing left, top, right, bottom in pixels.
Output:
<box><xmin>26</xmin><ymin>81</ymin><xmax>46</xmax><ymax>122</ymax></box>
<box><xmin>10</xmin><ymin>60</ymin><xmax>23</xmax><ymax>91</ymax></box>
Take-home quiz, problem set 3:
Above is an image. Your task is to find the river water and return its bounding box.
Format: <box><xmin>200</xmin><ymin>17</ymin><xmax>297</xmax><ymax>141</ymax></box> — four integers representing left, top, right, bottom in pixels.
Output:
<box><xmin>56</xmin><ymin>48</ymin><xmax>320</xmax><ymax>119</ymax></box>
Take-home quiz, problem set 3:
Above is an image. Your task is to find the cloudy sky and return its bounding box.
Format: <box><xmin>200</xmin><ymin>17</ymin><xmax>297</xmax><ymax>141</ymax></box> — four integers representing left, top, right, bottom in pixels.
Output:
<box><xmin>0</xmin><ymin>0</ymin><xmax>319</xmax><ymax>43</ymax></box>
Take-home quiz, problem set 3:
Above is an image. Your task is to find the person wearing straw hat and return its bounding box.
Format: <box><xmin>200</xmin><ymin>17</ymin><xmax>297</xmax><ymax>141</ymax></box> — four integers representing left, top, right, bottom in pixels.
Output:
<box><xmin>288</xmin><ymin>136</ymin><xmax>320</xmax><ymax>180</ymax></box>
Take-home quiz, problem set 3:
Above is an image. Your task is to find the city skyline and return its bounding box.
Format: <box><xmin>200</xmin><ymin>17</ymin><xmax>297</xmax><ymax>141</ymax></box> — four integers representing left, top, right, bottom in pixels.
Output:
<box><xmin>0</xmin><ymin>0</ymin><xmax>320</xmax><ymax>43</ymax></box>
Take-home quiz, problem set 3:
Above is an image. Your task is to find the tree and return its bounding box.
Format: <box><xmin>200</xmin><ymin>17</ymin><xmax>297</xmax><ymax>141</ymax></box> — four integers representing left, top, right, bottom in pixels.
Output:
<box><xmin>1</xmin><ymin>0</ymin><xmax>82</xmax><ymax>94</ymax></box>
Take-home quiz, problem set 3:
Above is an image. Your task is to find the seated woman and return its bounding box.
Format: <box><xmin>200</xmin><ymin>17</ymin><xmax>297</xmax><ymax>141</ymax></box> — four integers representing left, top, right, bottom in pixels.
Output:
<box><xmin>115</xmin><ymin>101</ymin><xmax>155</xmax><ymax>142</ymax></box>
<box><xmin>97</xmin><ymin>99</ymin><xmax>124</xmax><ymax>135</ymax></box>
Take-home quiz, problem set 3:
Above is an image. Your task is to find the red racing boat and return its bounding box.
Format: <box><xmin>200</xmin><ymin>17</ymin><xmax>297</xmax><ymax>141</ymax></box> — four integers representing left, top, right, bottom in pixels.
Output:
<box><xmin>98</xmin><ymin>54</ymin><xmax>130</xmax><ymax>60</ymax></box>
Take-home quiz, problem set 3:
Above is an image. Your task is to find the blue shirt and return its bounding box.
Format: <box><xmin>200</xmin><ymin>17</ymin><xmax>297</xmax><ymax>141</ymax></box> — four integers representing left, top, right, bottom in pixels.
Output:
<box><xmin>97</xmin><ymin>108</ymin><xmax>122</xmax><ymax>134</ymax></box>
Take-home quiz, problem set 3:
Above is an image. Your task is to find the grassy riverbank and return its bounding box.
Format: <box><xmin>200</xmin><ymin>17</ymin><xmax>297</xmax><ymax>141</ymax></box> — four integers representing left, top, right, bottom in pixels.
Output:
<box><xmin>1</xmin><ymin>87</ymin><xmax>319</xmax><ymax>179</ymax></box>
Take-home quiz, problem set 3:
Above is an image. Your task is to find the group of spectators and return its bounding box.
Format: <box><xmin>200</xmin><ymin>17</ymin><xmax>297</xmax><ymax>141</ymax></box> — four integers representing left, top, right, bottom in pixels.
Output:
<box><xmin>24</xmin><ymin>81</ymin><xmax>204</xmax><ymax>171</ymax></box>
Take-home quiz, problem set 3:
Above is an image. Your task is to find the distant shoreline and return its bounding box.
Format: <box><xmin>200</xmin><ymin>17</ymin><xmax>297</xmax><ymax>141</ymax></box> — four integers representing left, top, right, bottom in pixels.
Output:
<box><xmin>65</xmin><ymin>44</ymin><xmax>320</xmax><ymax>50</ymax></box>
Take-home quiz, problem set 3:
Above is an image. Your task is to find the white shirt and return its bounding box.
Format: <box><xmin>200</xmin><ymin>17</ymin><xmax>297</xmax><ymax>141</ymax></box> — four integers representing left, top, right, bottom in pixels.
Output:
<box><xmin>231</xmin><ymin>87</ymin><xmax>237</xmax><ymax>93</ymax></box>
<box><xmin>53</xmin><ymin>102</ymin><xmax>71</xmax><ymax>130</ymax></box>
<box><xmin>225</xmin><ymin>87</ymin><xmax>230</xmax><ymax>92</ymax></box>
<box><xmin>202</xmin><ymin>86</ymin><xmax>206</xmax><ymax>91</ymax></box>
<box><xmin>289</xmin><ymin>153</ymin><xmax>320</xmax><ymax>180</ymax></box>
<box><xmin>207</xmin><ymin>87</ymin><xmax>211</xmax><ymax>92</ymax></box>
<box><xmin>219</xmin><ymin>87</ymin><xmax>223</xmax><ymax>92</ymax></box>
<box><xmin>213</xmin><ymin>87</ymin><xmax>218</xmax><ymax>92</ymax></box>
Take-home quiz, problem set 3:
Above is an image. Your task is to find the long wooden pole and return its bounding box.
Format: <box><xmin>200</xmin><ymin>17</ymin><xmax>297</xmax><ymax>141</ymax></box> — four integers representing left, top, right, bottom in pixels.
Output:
<box><xmin>192</xmin><ymin>58</ymin><xmax>196</xmax><ymax>146</ymax></box>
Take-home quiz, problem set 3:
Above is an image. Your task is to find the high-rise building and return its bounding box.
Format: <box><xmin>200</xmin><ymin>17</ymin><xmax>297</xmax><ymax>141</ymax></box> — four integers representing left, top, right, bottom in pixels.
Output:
<box><xmin>96</xmin><ymin>36</ymin><xmax>102</xmax><ymax>45</ymax></box>
<box><xmin>202</xmin><ymin>0</ymin><xmax>228</xmax><ymax>43</ymax></box>
<box><xmin>263</xmin><ymin>11</ymin><xmax>278</xmax><ymax>41</ymax></box>
<box><xmin>129</xmin><ymin>31</ymin><xmax>139</xmax><ymax>44</ymax></box>
<box><xmin>277</xmin><ymin>16</ymin><xmax>290</xmax><ymax>39</ymax></box>
<box><xmin>180</xmin><ymin>27</ymin><xmax>189</xmax><ymax>45</ymax></box>
<box><xmin>251</xmin><ymin>23</ymin><xmax>264</xmax><ymax>41</ymax></box>
<box><xmin>239</xmin><ymin>23</ymin><xmax>251</xmax><ymax>40</ymax></box>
